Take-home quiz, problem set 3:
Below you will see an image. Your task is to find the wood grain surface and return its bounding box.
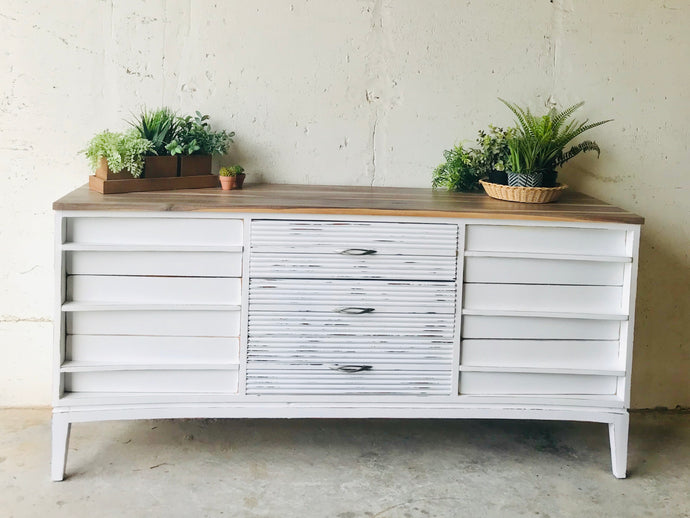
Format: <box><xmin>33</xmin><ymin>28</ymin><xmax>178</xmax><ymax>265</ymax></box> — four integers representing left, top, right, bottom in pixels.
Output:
<box><xmin>53</xmin><ymin>183</ymin><xmax>644</xmax><ymax>224</ymax></box>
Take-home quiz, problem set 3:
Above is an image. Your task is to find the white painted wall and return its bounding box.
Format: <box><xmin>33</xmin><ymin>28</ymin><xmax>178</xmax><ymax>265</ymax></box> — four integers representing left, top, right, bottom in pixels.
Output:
<box><xmin>1</xmin><ymin>0</ymin><xmax>688</xmax><ymax>408</ymax></box>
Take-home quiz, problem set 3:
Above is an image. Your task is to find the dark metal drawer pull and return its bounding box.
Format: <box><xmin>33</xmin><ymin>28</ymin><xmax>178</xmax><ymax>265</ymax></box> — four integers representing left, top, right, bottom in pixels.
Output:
<box><xmin>336</xmin><ymin>307</ymin><xmax>375</xmax><ymax>314</ymax></box>
<box><xmin>328</xmin><ymin>364</ymin><xmax>373</xmax><ymax>373</ymax></box>
<box><xmin>340</xmin><ymin>248</ymin><xmax>377</xmax><ymax>255</ymax></box>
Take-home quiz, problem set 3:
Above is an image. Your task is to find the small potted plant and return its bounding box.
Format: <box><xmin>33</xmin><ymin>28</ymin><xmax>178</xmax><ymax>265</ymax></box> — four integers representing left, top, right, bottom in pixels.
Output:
<box><xmin>83</xmin><ymin>130</ymin><xmax>152</xmax><ymax>180</ymax></box>
<box><xmin>166</xmin><ymin>111</ymin><xmax>235</xmax><ymax>176</ymax></box>
<box><xmin>218</xmin><ymin>165</ymin><xmax>246</xmax><ymax>190</ymax></box>
<box><xmin>128</xmin><ymin>107</ymin><xmax>178</xmax><ymax>178</ymax></box>
<box><xmin>500</xmin><ymin>99</ymin><xmax>612</xmax><ymax>187</ymax></box>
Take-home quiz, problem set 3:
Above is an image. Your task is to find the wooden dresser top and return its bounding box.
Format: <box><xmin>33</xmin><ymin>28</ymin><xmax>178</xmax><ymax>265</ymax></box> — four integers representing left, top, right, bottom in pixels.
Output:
<box><xmin>53</xmin><ymin>183</ymin><xmax>644</xmax><ymax>224</ymax></box>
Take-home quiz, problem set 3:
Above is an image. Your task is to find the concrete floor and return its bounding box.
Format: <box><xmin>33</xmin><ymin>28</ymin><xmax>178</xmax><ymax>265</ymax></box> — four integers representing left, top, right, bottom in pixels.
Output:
<box><xmin>0</xmin><ymin>409</ymin><xmax>688</xmax><ymax>517</ymax></box>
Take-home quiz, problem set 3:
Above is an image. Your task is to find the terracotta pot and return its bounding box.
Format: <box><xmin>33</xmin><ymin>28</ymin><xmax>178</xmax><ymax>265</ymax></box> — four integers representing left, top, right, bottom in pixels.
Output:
<box><xmin>179</xmin><ymin>155</ymin><xmax>212</xmax><ymax>176</ymax></box>
<box><xmin>219</xmin><ymin>176</ymin><xmax>236</xmax><ymax>190</ymax></box>
<box><xmin>144</xmin><ymin>156</ymin><xmax>178</xmax><ymax>178</ymax></box>
<box><xmin>94</xmin><ymin>157</ymin><xmax>134</xmax><ymax>180</ymax></box>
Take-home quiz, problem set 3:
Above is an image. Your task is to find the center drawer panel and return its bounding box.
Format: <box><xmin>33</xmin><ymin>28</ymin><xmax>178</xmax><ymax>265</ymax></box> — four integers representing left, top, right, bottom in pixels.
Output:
<box><xmin>251</xmin><ymin>220</ymin><xmax>458</xmax><ymax>256</ymax></box>
<box><xmin>249</xmin><ymin>279</ymin><xmax>456</xmax><ymax>313</ymax></box>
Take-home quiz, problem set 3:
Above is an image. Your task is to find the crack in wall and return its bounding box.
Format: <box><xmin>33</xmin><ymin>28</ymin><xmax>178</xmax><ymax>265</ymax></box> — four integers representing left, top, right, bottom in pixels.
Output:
<box><xmin>1</xmin><ymin>316</ymin><xmax>51</xmax><ymax>323</ymax></box>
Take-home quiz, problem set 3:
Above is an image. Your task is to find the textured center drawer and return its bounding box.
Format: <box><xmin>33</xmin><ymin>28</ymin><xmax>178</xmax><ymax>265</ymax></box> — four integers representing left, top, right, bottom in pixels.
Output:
<box><xmin>251</xmin><ymin>220</ymin><xmax>458</xmax><ymax>255</ymax></box>
<box><xmin>249</xmin><ymin>279</ymin><xmax>456</xmax><ymax>313</ymax></box>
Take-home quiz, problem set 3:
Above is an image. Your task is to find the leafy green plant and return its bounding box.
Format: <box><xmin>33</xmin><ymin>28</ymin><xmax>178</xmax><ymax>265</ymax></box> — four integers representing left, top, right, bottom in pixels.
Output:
<box><xmin>166</xmin><ymin>111</ymin><xmax>235</xmax><ymax>156</ymax></box>
<box><xmin>432</xmin><ymin>126</ymin><xmax>513</xmax><ymax>192</ymax></box>
<box><xmin>127</xmin><ymin>107</ymin><xmax>177</xmax><ymax>156</ymax></box>
<box><xmin>83</xmin><ymin>130</ymin><xmax>152</xmax><ymax>178</ymax></box>
<box><xmin>219</xmin><ymin>165</ymin><xmax>245</xmax><ymax>177</ymax></box>
<box><xmin>500</xmin><ymin>99</ymin><xmax>612</xmax><ymax>176</ymax></box>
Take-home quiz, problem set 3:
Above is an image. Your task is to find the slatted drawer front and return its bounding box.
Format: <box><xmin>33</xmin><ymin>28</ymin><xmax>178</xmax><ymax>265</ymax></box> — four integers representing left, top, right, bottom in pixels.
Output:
<box><xmin>246</xmin><ymin>365</ymin><xmax>451</xmax><ymax>395</ymax></box>
<box><xmin>250</xmin><ymin>253</ymin><xmax>456</xmax><ymax>281</ymax></box>
<box><xmin>465</xmin><ymin>225</ymin><xmax>627</xmax><ymax>256</ymax></box>
<box><xmin>67</xmin><ymin>276</ymin><xmax>241</xmax><ymax>305</ymax></box>
<box><xmin>66</xmin><ymin>217</ymin><xmax>243</xmax><ymax>246</ymax></box>
<box><xmin>251</xmin><ymin>220</ymin><xmax>458</xmax><ymax>255</ymax></box>
<box><xmin>66</xmin><ymin>251</ymin><xmax>242</xmax><ymax>277</ymax></box>
<box><xmin>65</xmin><ymin>368</ymin><xmax>239</xmax><ymax>394</ymax></box>
<box><xmin>249</xmin><ymin>279</ymin><xmax>456</xmax><ymax>313</ymax></box>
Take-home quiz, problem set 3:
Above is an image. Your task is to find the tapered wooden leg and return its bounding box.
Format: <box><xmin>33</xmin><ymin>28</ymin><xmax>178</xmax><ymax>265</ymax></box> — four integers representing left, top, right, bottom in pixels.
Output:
<box><xmin>51</xmin><ymin>414</ymin><xmax>71</xmax><ymax>481</ymax></box>
<box><xmin>608</xmin><ymin>412</ymin><xmax>629</xmax><ymax>479</ymax></box>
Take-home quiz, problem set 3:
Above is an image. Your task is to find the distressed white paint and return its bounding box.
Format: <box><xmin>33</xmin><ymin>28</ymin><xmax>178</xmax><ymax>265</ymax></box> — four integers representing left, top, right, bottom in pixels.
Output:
<box><xmin>0</xmin><ymin>0</ymin><xmax>688</xmax><ymax>409</ymax></box>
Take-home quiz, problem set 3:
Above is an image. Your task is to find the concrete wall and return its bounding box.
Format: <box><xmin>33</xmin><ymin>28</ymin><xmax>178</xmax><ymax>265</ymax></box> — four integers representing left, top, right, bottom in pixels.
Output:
<box><xmin>1</xmin><ymin>0</ymin><xmax>687</xmax><ymax>408</ymax></box>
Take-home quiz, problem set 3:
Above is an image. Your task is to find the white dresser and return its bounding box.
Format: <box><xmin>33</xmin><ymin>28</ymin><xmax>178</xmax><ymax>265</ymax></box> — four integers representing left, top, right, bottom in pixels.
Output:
<box><xmin>52</xmin><ymin>184</ymin><xmax>643</xmax><ymax>480</ymax></box>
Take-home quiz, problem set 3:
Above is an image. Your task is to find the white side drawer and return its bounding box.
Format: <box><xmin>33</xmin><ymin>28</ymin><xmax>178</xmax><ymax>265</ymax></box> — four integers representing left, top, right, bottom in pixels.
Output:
<box><xmin>65</xmin><ymin>368</ymin><xmax>239</xmax><ymax>394</ymax></box>
<box><xmin>463</xmin><ymin>284</ymin><xmax>623</xmax><ymax>314</ymax></box>
<box><xmin>67</xmin><ymin>276</ymin><xmax>241</xmax><ymax>305</ymax></box>
<box><xmin>464</xmin><ymin>256</ymin><xmax>625</xmax><ymax>286</ymax></box>
<box><xmin>67</xmin><ymin>336</ymin><xmax>239</xmax><ymax>363</ymax></box>
<box><xmin>250</xmin><ymin>253</ymin><xmax>456</xmax><ymax>280</ymax></box>
<box><xmin>461</xmin><ymin>340</ymin><xmax>620</xmax><ymax>371</ymax></box>
<box><xmin>66</xmin><ymin>217</ymin><xmax>243</xmax><ymax>246</ymax></box>
<box><xmin>462</xmin><ymin>316</ymin><xmax>620</xmax><ymax>340</ymax></box>
<box><xmin>67</xmin><ymin>310</ymin><xmax>240</xmax><ymax>337</ymax></box>
<box><xmin>249</xmin><ymin>279</ymin><xmax>456</xmax><ymax>313</ymax></box>
<box><xmin>459</xmin><ymin>372</ymin><xmax>617</xmax><ymax>395</ymax></box>
<box><xmin>66</xmin><ymin>251</ymin><xmax>242</xmax><ymax>277</ymax></box>
<box><xmin>465</xmin><ymin>225</ymin><xmax>627</xmax><ymax>256</ymax></box>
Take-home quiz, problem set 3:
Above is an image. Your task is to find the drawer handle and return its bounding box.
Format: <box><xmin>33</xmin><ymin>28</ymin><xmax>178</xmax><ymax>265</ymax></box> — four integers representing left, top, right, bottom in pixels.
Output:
<box><xmin>336</xmin><ymin>307</ymin><xmax>375</xmax><ymax>314</ymax></box>
<box><xmin>340</xmin><ymin>248</ymin><xmax>377</xmax><ymax>255</ymax></box>
<box><xmin>328</xmin><ymin>364</ymin><xmax>373</xmax><ymax>373</ymax></box>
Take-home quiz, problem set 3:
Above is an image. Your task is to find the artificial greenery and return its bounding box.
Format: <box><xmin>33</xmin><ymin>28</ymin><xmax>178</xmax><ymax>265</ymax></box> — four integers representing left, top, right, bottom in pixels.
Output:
<box><xmin>432</xmin><ymin>126</ymin><xmax>513</xmax><ymax>192</ymax></box>
<box><xmin>500</xmin><ymin>99</ymin><xmax>612</xmax><ymax>176</ymax></box>
<box><xmin>219</xmin><ymin>165</ymin><xmax>245</xmax><ymax>177</ymax></box>
<box><xmin>128</xmin><ymin>107</ymin><xmax>177</xmax><ymax>156</ymax></box>
<box><xmin>83</xmin><ymin>130</ymin><xmax>152</xmax><ymax>178</ymax></box>
<box><xmin>166</xmin><ymin>111</ymin><xmax>235</xmax><ymax>156</ymax></box>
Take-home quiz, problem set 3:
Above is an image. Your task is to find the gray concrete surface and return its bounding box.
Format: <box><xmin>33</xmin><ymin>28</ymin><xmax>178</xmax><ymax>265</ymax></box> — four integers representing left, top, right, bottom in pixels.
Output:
<box><xmin>0</xmin><ymin>409</ymin><xmax>688</xmax><ymax>517</ymax></box>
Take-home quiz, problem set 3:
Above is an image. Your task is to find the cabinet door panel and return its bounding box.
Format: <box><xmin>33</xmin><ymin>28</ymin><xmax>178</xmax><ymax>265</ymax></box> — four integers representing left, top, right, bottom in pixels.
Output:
<box><xmin>65</xmin><ymin>369</ymin><xmax>239</xmax><ymax>393</ymax></box>
<box><xmin>462</xmin><ymin>316</ymin><xmax>620</xmax><ymax>340</ymax></box>
<box><xmin>465</xmin><ymin>225</ymin><xmax>627</xmax><ymax>256</ymax></box>
<box><xmin>459</xmin><ymin>372</ymin><xmax>617</xmax><ymax>395</ymax></box>
<box><xmin>67</xmin><ymin>251</ymin><xmax>242</xmax><ymax>277</ymax></box>
<box><xmin>67</xmin><ymin>276</ymin><xmax>241</xmax><ymax>305</ymax></box>
<box><xmin>67</xmin><ymin>310</ymin><xmax>240</xmax><ymax>337</ymax></box>
<box><xmin>67</xmin><ymin>217</ymin><xmax>243</xmax><ymax>246</ymax></box>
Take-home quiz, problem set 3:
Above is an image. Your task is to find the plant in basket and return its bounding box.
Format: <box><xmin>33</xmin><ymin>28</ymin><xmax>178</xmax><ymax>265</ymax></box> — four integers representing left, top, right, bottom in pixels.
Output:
<box><xmin>218</xmin><ymin>165</ymin><xmax>246</xmax><ymax>190</ymax></box>
<box><xmin>83</xmin><ymin>130</ymin><xmax>152</xmax><ymax>180</ymax></box>
<box><xmin>166</xmin><ymin>111</ymin><xmax>235</xmax><ymax>176</ymax></box>
<box><xmin>128</xmin><ymin>107</ymin><xmax>179</xmax><ymax>178</ymax></box>
<box><xmin>500</xmin><ymin>98</ymin><xmax>612</xmax><ymax>187</ymax></box>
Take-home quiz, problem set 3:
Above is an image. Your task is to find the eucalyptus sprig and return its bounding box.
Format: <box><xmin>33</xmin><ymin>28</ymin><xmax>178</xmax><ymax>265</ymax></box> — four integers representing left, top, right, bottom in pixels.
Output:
<box><xmin>166</xmin><ymin>111</ymin><xmax>235</xmax><ymax>156</ymax></box>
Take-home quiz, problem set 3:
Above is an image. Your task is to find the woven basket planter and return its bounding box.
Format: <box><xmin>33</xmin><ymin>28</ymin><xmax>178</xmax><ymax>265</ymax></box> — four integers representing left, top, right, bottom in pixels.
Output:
<box><xmin>480</xmin><ymin>180</ymin><xmax>568</xmax><ymax>204</ymax></box>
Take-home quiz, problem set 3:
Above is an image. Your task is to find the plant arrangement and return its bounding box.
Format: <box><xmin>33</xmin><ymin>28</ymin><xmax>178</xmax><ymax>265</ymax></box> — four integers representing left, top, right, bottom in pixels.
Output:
<box><xmin>500</xmin><ymin>99</ymin><xmax>612</xmax><ymax>187</ymax></box>
<box><xmin>83</xmin><ymin>130</ymin><xmax>153</xmax><ymax>179</ymax></box>
<box><xmin>218</xmin><ymin>165</ymin><xmax>246</xmax><ymax>190</ymax></box>
<box><xmin>128</xmin><ymin>107</ymin><xmax>179</xmax><ymax>177</ymax></box>
<box><xmin>432</xmin><ymin>126</ymin><xmax>513</xmax><ymax>192</ymax></box>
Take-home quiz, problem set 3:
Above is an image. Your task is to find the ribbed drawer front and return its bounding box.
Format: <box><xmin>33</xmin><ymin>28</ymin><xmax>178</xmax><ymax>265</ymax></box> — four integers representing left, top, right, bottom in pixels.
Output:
<box><xmin>247</xmin><ymin>365</ymin><xmax>451</xmax><ymax>395</ymax></box>
<box><xmin>465</xmin><ymin>225</ymin><xmax>627</xmax><ymax>256</ymax></box>
<box><xmin>251</xmin><ymin>220</ymin><xmax>458</xmax><ymax>255</ymax></box>
<box><xmin>249</xmin><ymin>279</ymin><xmax>456</xmax><ymax>313</ymax></box>
<box><xmin>250</xmin><ymin>253</ymin><xmax>456</xmax><ymax>280</ymax></box>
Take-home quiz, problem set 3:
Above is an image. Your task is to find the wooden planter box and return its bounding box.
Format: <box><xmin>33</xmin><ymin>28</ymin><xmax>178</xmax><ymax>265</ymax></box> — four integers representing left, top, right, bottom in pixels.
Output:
<box><xmin>94</xmin><ymin>157</ymin><xmax>134</xmax><ymax>180</ymax></box>
<box><xmin>180</xmin><ymin>155</ymin><xmax>212</xmax><ymax>176</ymax></box>
<box><xmin>144</xmin><ymin>156</ymin><xmax>179</xmax><ymax>178</ymax></box>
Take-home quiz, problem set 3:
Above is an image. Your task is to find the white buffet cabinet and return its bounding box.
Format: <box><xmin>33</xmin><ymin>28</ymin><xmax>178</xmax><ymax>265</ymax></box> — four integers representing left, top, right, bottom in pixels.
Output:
<box><xmin>52</xmin><ymin>185</ymin><xmax>642</xmax><ymax>480</ymax></box>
